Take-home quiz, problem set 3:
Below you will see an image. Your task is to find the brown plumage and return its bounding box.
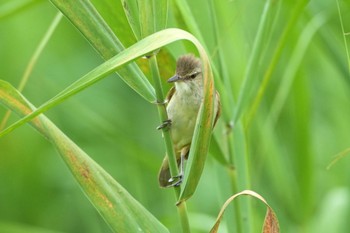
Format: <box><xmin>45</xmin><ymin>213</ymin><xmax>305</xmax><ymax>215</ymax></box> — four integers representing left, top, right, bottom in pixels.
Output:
<box><xmin>158</xmin><ymin>54</ymin><xmax>221</xmax><ymax>187</ymax></box>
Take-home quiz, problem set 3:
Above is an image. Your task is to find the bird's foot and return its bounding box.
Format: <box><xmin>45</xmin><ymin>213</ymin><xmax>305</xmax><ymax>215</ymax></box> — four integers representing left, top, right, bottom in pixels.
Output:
<box><xmin>167</xmin><ymin>173</ymin><xmax>183</xmax><ymax>187</ymax></box>
<box><xmin>157</xmin><ymin>119</ymin><xmax>172</xmax><ymax>131</ymax></box>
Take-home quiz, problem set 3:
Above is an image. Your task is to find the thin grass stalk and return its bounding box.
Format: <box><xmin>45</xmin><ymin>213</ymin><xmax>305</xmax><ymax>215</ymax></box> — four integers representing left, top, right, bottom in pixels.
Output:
<box><xmin>0</xmin><ymin>12</ymin><xmax>62</xmax><ymax>130</ymax></box>
<box><xmin>149</xmin><ymin>55</ymin><xmax>190</xmax><ymax>233</ymax></box>
<box><xmin>226</xmin><ymin>125</ymin><xmax>243</xmax><ymax>233</ymax></box>
<box><xmin>149</xmin><ymin>55</ymin><xmax>179</xmax><ymax>180</ymax></box>
<box><xmin>234</xmin><ymin>122</ymin><xmax>252</xmax><ymax>233</ymax></box>
<box><xmin>336</xmin><ymin>0</ymin><xmax>350</xmax><ymax>75</ymax></box>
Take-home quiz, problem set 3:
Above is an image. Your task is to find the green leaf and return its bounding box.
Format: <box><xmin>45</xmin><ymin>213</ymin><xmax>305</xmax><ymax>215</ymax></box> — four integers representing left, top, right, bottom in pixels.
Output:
<box><xmin>209</xmin><ymin>134</ymin><xmax>230</xmax><ymax>167</ymax></box>
<box><xmin>153</xmin><ymin>0</ymin><xmax>168</xmax><ymax>33</ymax></box>
<box><xmin>178</xmin><ymin>55</ymin><xmax>215</xmax><ymax>202</ymax></box>
<box><xmin>121</xmin><ymin>0</ymin><xmax>141</xmax><ymax>40</ymax></box>
<box><xmin>138</xmin><ymin>0</ymin><xmax>153</xmax><ymax>38</ymax></box>
<box><xmin>0</xmin><ymin>80</ymin><xmax>169</xmax><ymax>233</ymax></box>
<box><xmin>50</xmin><ymin>0</ymin><xmax>156</xmax><ymax>102</ymax></box>
<box><xmin>121</xmin><ymin>0</ymin><xmax>168</xmax><ymax>40</ymax></box>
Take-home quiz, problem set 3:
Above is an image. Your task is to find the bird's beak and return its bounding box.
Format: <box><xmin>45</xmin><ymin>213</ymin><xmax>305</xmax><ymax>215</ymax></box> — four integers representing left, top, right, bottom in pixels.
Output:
<box><xmin>167</xmin><ymin>74</ymin><xmax>180</xmax><ymax>83</ymax></box>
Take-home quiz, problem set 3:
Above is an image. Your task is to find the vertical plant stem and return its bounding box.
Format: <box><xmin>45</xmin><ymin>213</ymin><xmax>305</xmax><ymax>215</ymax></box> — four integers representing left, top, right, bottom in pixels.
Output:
<box><xmin>177</xmin><ymin>201</ymin><xmax>191</xmax><ymax>233</ymax></box>
<box><xmin>226</xmin><ymin>125</ymin><xmax>242</xmax><ymax>233</ymax></box>
<box><xmin>149</xmin><ymin>55</ymin><xmax>179</xmax><ymax>180</ymax></box>
<box><xmin>149</xmin><ymin>55</ymin><xmax>190</xmax><ymax>233</ymax></box>
<box><xmin>336</xmin><ymin>0</ymin><xmax>350</xmax><ymax>74</ymax></box>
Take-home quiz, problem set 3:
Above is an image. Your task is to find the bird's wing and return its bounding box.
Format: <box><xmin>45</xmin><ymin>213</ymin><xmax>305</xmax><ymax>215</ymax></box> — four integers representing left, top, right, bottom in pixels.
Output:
<box><xmin>213</xmin><ymin>91</ymin><xmax>221</xmax><ymax>128</ymax></box>
<box><xmin>165</xmin><ymin>86</ymin><xmax>176</xmax><ymax>104</ymax></box>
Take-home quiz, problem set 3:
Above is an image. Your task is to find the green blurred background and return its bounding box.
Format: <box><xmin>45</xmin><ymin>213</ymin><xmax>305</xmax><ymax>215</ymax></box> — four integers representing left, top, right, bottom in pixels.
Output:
<box><xmin>1</xmin><ymin>0</ymin><xmax>350</xmax><ymax>232</ymax></box>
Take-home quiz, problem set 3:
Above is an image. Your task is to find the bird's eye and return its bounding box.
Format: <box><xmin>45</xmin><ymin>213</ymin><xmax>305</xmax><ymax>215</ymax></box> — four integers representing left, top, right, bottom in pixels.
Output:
<box><xmin>190</xmin><ymin>73</ymin><xmax>197</xmax><ymax>79</ymax></box>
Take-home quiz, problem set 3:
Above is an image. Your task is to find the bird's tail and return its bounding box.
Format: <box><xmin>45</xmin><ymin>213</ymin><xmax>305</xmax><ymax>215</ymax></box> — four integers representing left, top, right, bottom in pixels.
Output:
<box><xmin>158</xmin><ymin>155</ymin><xmax>181</xmax><ymax>187</ymax></box>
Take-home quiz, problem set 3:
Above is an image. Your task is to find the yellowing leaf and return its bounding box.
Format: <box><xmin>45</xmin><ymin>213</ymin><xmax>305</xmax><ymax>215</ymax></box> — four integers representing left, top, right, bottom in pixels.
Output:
<box><xmin>210</xmin><ymin>190</ymin><xmax>280</xmax><ymax>233</ymax></box>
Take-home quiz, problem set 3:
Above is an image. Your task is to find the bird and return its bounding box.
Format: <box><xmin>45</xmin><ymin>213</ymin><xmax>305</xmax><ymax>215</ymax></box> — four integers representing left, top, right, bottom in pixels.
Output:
<box><xmin>157</xmin><ymin>54</ymin><xmax>221</xmax><ymax>188</ymax></box>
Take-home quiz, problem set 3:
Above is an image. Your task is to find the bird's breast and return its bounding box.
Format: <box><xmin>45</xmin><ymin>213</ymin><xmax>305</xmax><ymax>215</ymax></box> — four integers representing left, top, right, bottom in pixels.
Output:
<box><xmin>167</xmin><ymin>91</ymin><xmax>202</xmax><ymax>152</ymax></box>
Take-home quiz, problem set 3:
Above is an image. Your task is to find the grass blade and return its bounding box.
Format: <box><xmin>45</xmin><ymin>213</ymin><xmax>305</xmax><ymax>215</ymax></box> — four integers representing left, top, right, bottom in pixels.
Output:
<box><xmin>209</xmin><ymin>134</ymin><xmax>230</xmax><ymax>167</ymax></box>
<box><xmin>121</xmin><ymin>0</ymin><xmax>141</xmax><ymax>40</ymax></box>
<box><xmin>178</xmin><ymin>58</ymin><xmax>215</xmax><ymax>201</ymax></box>
<box><xmin>336</xmin><ymin>0</ymin><xmax>350</xmax><ymax>75</ymax></box>
<box><xmin>210</xmin><ymin>190</ymin><xmax>279</xmax><ymax>233</ymax></box>
<box><xmin>0</xmin><ymin>80</ymin><xmax>169</xmax><ymax>233</ymax></box>
<box><xmin>50</xmin><ymin>0</ymin><xmax>156</xmax><ymax>102</ymax></box>
<box><xmin>122</xmin><ymin>0</ymin><xmax>168</xmax><ymax>40</ymax></box>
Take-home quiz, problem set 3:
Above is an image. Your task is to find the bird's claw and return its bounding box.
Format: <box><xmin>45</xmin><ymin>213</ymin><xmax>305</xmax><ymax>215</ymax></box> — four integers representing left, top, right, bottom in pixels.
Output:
<box><xmin>157</xmin><ymin>119</ymin><xmax>172</xmax><ymax>130</ymax></box>
<box><xmin>167</xmin><ymin>173</ymin><xmax>183</xmax><ymax>187</ymax></box>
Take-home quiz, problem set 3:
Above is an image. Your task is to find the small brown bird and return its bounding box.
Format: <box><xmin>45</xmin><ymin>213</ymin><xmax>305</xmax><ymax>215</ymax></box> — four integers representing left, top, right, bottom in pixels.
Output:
<box><xmin>158</xmin><ymin>54</ymin><xmax>221</xmax><ymax>187</ymax></box>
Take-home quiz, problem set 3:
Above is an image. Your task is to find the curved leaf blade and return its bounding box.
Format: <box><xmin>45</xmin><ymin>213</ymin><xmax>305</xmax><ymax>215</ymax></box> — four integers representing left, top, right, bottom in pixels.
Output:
<box><xmin>210</xmin><ymin>190</ymin><xmax>280</xmax><ymax>233</ymax></box>
<box><xmin>0</xmin><ymin>80</ymin><xmax>169</xmax><ymax>233</ymax></box>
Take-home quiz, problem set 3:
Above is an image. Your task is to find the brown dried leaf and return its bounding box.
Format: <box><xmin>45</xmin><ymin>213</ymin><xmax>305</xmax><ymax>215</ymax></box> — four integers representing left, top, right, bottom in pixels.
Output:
<box><xmin>210</xmin><ymin>190</ymin><xmax>280</xmax><ymax>233</ymax></box>
<box><xmin>263</xmin><ymin>208</ymin><xmax>280</xmax><ymax>233</ymax></box>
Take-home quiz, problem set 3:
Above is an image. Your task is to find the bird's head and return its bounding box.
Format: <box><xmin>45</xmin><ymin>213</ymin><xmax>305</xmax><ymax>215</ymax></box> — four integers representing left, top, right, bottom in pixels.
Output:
<box><xmin>167</xmin><ymin>54</ymin><xmax>202</xmax><ymax>85</ymax></box>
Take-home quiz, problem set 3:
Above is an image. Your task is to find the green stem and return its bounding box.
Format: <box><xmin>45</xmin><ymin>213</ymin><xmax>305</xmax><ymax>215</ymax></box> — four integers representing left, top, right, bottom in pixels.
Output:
<box><xmin>177</xmin><ymin>202</ymin><xmax>191</xmax><ymax>233</ymax></box>
<box><xmin>226</xmin><ymin>125</ymin><xmax>242</xmax><ymax>233</ymax></box>
<box><xmin>336</xmin><ymin>0</ymin><xmax>350</xmax><ymax>74</ymax></box>
<box><xmin>149</xmin><ymin>55</ymin><xmax>190</xmax><ymax>233</ymax></box>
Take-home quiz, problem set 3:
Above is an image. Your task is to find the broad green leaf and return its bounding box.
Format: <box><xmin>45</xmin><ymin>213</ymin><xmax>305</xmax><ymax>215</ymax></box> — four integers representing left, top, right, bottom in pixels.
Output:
<box><xmin>122</xmin><ymin>0</ymin><xmax>168</xmax><ymax>40</ymax></box>
<box><xmin>90</xmin><ymin>0</ymin><xmax>138</xmax><ymax>47</ymax></box>
<box><xmin>178</xmin><ymin>53</ymin><xmax>215</xmax><ymax>202</ymax></box>
<box><xmin>210</xmin><ymin>190</ymin><xmax>280</xmax><ymax>233</ymax></box>
<box><xmin>209</xmin><ymin>134</ymin><xmax>230</xmax><ymax>167</ymax></box>
<box><xmin>0</xmin><ymin>80</ymin><xmax>169</xmax><ymax>233</ymax></box>
<box><xmin>153</xmin><ymin>0</ymin><xmax>168</xmax><ymax>33</ymax></box>
<box><xmin>0</xmin><ymin>28</ymin><xmax>215</xmax><ymax>202</ymax></box>
<box><xmin>121</xmin><ymin>0</ymin><xmax>141</xmax><ymax>40</ymax></box>
<box><xmin>138</xmin><ymin>0</ymin><xmax>153</xmax><ymax>38</ymax></box>
<box><xmin>49</xmin><ymin>0</ymin><xmax>156</xmax><ymax>102</ymax></box>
